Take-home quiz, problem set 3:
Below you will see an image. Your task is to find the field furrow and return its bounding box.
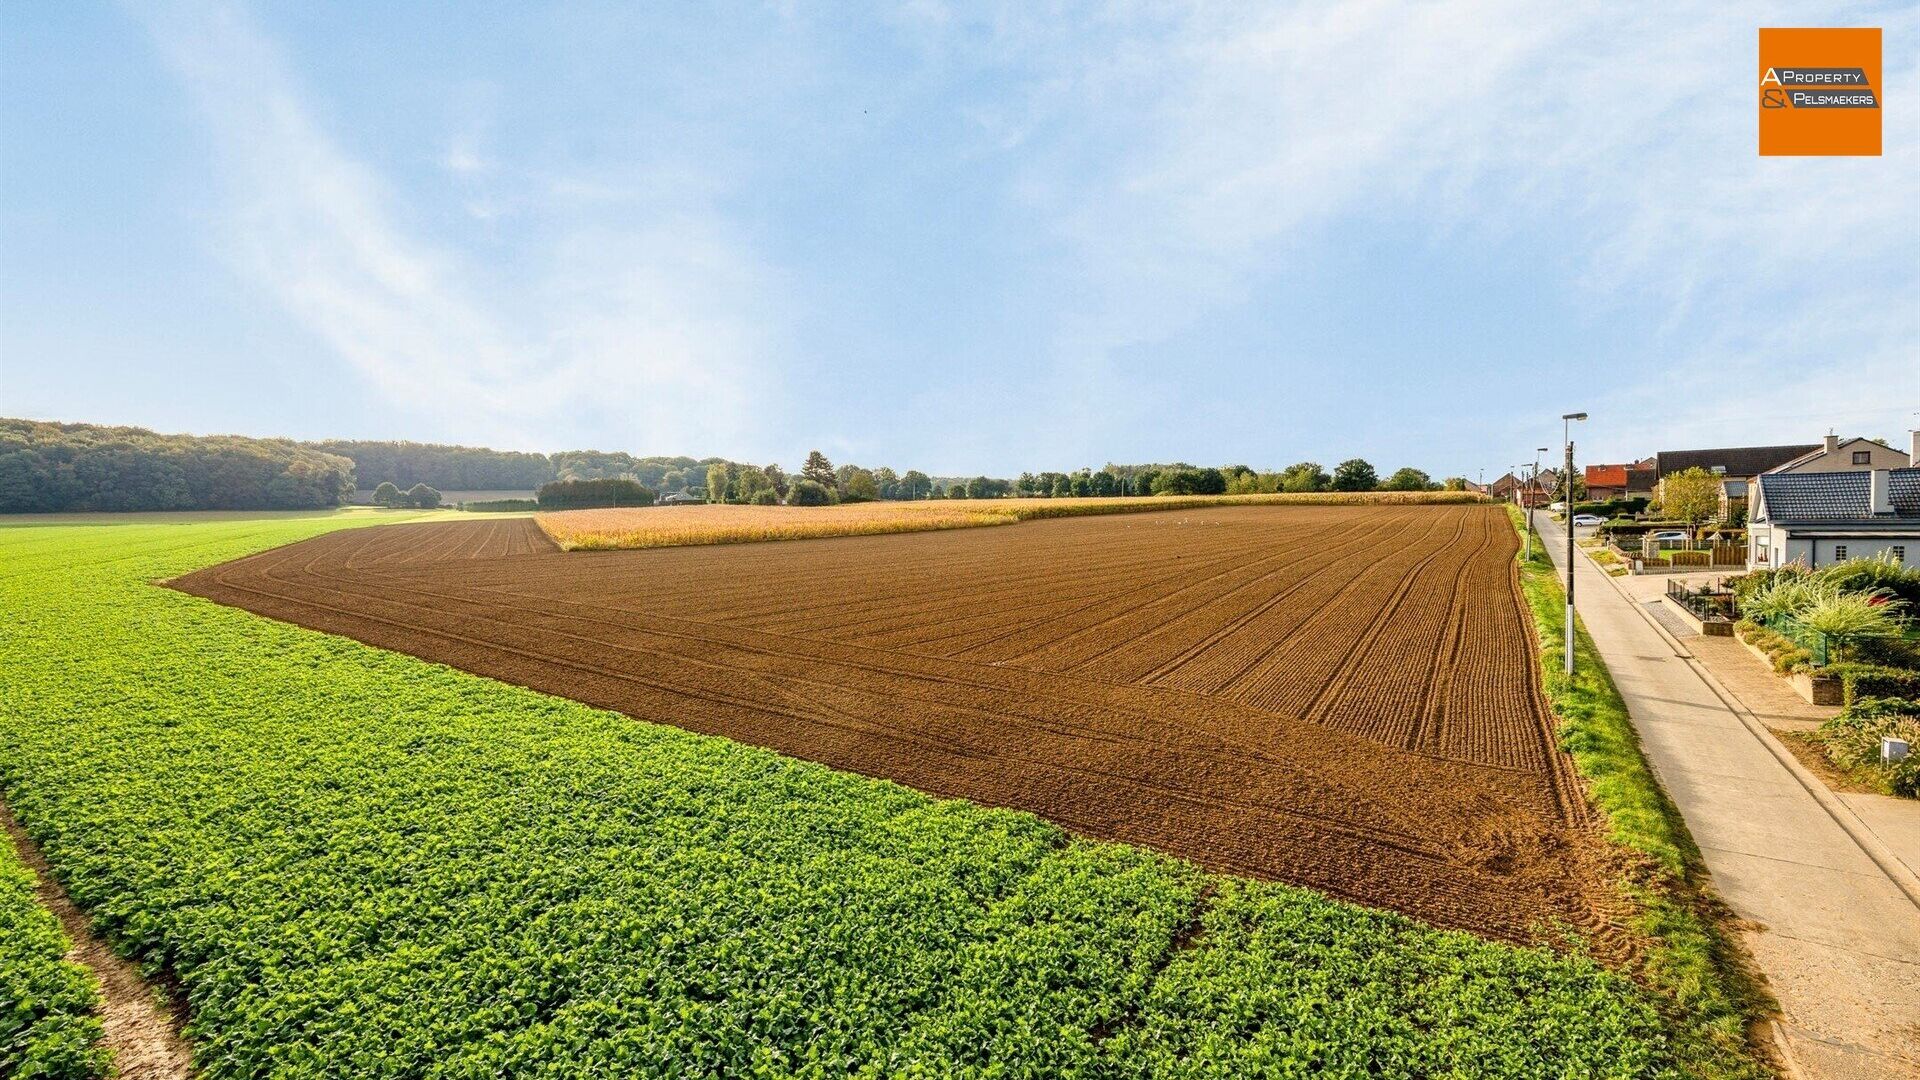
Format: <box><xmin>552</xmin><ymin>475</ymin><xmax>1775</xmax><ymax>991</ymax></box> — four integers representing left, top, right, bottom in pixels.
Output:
<box><xmin>170</xmin><ymin>502</ymin><xmax>1609</xmax><ymax>946</ymax></box>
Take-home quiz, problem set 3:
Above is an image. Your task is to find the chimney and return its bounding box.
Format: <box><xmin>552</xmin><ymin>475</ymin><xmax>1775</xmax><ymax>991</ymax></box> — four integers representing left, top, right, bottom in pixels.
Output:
<box><xmin>1910</xmin><ymin>429</ymin><xmax>1919</xmax><ymax>468</ymax></box>
<box><xmin>1870</xmin><ymin>470</ymin><xmax>1893</xmax><ymax>515</ymax></box>
<box><xmin>1824</xmin><ymin>431</ymin><xmax>1840</xmax><ymax>454</ymax></box>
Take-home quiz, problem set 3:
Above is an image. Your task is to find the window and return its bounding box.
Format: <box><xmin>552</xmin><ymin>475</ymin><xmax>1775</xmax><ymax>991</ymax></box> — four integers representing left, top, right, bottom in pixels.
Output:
<box><xmin>1834</xmin><ymin>545</ymin><xmax>1848</xmax><ymax>561</ymax></box>
<box><xmin>1853</xmin><ymin>450</ymin><xmax>1872</xmax><ymax>464</ymax></box>
<box><xmin>1895</xmin><ymin>546</ymin><xmax>1908</xmax><ymax>563</ymax></box>
<box><xmin>1710</xmin><ymin>465</ymin><xmax>1726</xmax><ymax>475</ymax></box>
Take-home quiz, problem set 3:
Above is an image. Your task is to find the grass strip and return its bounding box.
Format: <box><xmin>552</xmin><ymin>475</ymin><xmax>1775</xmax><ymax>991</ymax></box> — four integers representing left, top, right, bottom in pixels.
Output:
<box><xmin>1507</xmin><ymin>506</ymin><xmax>1772</xmax><ymax>1079</ymax></box>
<box><xmin>1</xmin><ymin>513</ymin><xmax>1711</xmax><ymax>1077</ymax></box>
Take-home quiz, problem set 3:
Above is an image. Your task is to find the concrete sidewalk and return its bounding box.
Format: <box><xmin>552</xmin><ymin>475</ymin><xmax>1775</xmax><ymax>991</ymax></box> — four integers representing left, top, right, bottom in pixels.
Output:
<box><xmin>1535</xmin><ymin>516</ymin><xmax>1920</xmax><ymax>1078</ymax></box>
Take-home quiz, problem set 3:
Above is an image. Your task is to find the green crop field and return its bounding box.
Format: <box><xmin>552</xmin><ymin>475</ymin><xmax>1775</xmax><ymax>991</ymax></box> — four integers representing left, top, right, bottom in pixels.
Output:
<box><xmin>0</xmin><ymin>825</ymin><xmax>106</xmax><ymax>1080</ymax></box>
<box><xmin>1</xmin><ymin>514</ymin><xmax>1713</xmax><ymax>1078</ymax></box>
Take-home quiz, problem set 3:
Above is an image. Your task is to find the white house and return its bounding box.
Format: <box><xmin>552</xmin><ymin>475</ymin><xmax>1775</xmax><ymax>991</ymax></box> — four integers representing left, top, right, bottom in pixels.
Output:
<box><xmin>1748</xmin><ymin>433</ymin><xmax>1920</xmax><ymax>570</ymax></box>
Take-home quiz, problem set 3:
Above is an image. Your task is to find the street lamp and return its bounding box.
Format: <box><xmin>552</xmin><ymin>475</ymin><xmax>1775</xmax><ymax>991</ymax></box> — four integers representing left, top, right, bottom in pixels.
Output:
<box><xmin>1562</xmin><ymin>413</ymin><xmax>1587</xmax><ymax>674</ymax></box>
<box><xmin>1527</xmin><ymin>447</ymin><xmax>1548</xmax><ymax>560</ymax></box>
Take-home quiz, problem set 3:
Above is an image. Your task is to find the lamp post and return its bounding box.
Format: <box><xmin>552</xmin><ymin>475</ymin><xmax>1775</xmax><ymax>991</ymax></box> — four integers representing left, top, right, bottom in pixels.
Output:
<box><xmin>1562</xmin><ymin>413</ymin><xmax>1587</xmax><ymax>674</ymax></box>
<box><xmin>1527</xmin><ymin>446</ymin><xmax>1548</xmax><ymax>561</ymax></box>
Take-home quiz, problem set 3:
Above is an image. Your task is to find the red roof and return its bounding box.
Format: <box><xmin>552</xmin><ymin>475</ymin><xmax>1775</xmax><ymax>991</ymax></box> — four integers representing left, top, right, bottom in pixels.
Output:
<box><xmin>1584</xmin><ymin>464</ymin><xmax>1629</xmax><ymax>488</ymax></box>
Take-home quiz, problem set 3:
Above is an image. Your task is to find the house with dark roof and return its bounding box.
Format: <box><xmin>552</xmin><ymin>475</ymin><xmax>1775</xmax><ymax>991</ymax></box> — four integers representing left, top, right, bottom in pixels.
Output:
<box><xmin>1768</xmin><ymin>434</ymin><xmax>1910</xmax><ymax>476</ymax></box>
<box><xmin>1748</xmin><ymin>439</ymin><xmax>1920</xmax><ymax>569</ymax></box>
<box><xmin>1652</xmin><ymin>442</ymin><xmax>1819</xmax><ymax>521</ymax></box>
<box><xmin>1489</xmin><ymin>469</ymin><xmax>1555</xmax><ymax>506</ymax></box>
<box><xmin>1624</xmin><ymin>457</ymin><xmax>1658</xmax><ymax>498</ymax></box>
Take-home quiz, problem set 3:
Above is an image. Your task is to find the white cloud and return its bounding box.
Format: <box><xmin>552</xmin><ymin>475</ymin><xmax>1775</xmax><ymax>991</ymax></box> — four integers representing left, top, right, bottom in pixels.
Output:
<box><xmin>918</xmin><ymin>1</ymin><xmax>1920</xmax><ymax>462</ymax></box>
<box><xmin>443</xmin><ymin>137</ymin><xmax>489</xmax><ymax>177</ymax></box>
<box><xmin>132</xmin><ymin>1</ymin><xmax>782</xmax><ymax>455</ymax></box>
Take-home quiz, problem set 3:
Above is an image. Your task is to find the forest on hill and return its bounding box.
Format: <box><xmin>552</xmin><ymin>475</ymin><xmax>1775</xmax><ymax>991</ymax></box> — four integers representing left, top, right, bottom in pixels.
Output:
<box><xmin>0</xmin><ymin>419</ymin><xmax>354</xmax><ymax>512</ymax></box>
<box><xmin>2</xmin><ymin>420</ymin><xmax>1459</xmax><ymax>513</ymax></box>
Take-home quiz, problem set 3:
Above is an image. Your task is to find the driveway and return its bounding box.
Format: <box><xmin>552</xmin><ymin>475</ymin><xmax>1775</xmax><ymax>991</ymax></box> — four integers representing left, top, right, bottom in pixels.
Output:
<box><xmin>1537</xmin><ymin>515</ymin><xmax>1920</xmax><ymax>1078</ymax></box>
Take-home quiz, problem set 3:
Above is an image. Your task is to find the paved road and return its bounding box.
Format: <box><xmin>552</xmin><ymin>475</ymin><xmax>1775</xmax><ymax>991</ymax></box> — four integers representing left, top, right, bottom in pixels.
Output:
<box><xmin>1535</xmin><ymin>515</ymin><xmax>1920</xmax><ymax>1079</ymax></box>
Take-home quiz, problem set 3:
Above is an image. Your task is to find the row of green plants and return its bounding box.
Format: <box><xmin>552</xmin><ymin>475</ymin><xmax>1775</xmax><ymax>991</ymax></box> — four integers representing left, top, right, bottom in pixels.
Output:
<box><xmin>1733</xmin><ymin>619</ymin><xmax>1815</xmax><ymax>674</ymax></box>
<box><xmin>0</xmin><ymin>833</ymin><xmax>106</xmax><ymax>1079</ymax></box>
<box><xmin>0</xmin><ymin>514</ymin><xmax>1729</xmax><ymax>1078</ymax></box>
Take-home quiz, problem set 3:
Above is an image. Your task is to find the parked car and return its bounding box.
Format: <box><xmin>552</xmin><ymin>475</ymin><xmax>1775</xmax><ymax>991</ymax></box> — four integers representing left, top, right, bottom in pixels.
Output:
<box><xmin>1648</xmin><ymin>530</ymin><xmax>1690</xmax><ymax>543</ymax></box>
<box><xmin>1571</xmin><ymin>514</ymin><xmax>1605</xmax><ymax>527</ymax></box>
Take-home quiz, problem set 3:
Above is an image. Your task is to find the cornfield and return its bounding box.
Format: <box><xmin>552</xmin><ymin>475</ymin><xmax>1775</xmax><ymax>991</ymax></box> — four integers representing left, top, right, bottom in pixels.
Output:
<box><xmin>537</xmin><ymin>491</ymin><xmax>1488</xmax><ymax>550</ymax></box>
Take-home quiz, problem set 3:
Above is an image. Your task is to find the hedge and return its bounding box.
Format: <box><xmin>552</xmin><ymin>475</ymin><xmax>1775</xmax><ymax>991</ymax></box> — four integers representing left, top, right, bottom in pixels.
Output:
<box><xmin>1826</xmin><ymin>664</ymin><xmax>1920</xmax><ymax>709</ymax></box>
<box><xmin>1575</xmin><ymin>498</ymin><xmax>1650</xmax><ymax>518</ymax></box>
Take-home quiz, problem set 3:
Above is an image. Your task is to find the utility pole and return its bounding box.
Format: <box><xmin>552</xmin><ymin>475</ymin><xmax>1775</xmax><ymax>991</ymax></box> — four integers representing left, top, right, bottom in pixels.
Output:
<box><xmin>1527</xmin><ymin>446</ymin><xmax>1548</xmax><ymax>561</ymax></box>
<box><xmin>1562</xmin><ymin>413</ymin><xmax>1587</xmax><ymax>674</ymax></box>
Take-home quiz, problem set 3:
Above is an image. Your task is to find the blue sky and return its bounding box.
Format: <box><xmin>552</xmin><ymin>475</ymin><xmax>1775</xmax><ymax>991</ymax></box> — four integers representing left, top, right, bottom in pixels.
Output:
<box><xmin>3</xmin><ymin>2</ymin><xmax>1916</xmax><ymax>480</ymax></box>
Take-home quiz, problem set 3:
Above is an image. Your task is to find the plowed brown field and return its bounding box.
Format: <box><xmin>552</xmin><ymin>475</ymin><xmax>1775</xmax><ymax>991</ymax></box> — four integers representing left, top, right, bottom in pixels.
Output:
<box><xmin>173</xmin><ymin>505</ymin><xmax>1620</xmax><ymax>947</ymax></box>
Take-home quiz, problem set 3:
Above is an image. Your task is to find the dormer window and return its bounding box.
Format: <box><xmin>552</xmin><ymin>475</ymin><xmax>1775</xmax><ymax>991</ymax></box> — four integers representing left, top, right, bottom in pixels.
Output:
<box><xmin>1710</xmin><ymin>465</ymin><xmax>1726</xmax><ymax>475</ymax></box>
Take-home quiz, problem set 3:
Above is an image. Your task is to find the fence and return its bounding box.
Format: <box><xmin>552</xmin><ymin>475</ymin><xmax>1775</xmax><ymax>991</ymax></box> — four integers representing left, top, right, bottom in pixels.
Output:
<box><xmin>1761</xmin><ymin>613</ymin><xmax>1832</xmax><ymax>667</ymax></box>
<box><xmin>1637</xmin><ymin>537</ymin><xmax>1747</xmax><ymax>568</ymax></box>
<box><xmin>1666</xmin><ymin>577</ymin><xmax>1738</xmax><ymax>621</ymax></box>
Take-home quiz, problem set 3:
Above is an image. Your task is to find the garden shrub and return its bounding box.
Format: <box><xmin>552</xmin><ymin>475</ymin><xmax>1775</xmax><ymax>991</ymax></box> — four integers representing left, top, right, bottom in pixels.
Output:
<box><xmin>1735</xmin><ymin>620</ymin><xmax>1812</xmax><ymax>674</ymax></box>
<box><xmin>1818</xmin><ymin>553</ymin><xmax>1920</xmax><ymax>610</ymax></box>
<box><xmin>1826</xmin><ymin>664</ymin><xmax>1920</xmax><ymax>709</ymax></box>
<box><xmin>1812</xmin><ymin>699</ymin><xmax>1920</xmax><ymax>798</ymax></box>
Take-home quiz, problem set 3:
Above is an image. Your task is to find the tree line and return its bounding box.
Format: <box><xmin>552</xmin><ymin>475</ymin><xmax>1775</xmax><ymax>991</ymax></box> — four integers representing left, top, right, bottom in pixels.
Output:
<box><xmin>3</xmin><ymin>420</ymin><xmax>1463</xmax><ymax>513</ymax></box>
<box><xmin>1002</xmin><ymin>460</ymin><xmax>1459</xmax><ymax>499</ymax></box>
<box><xmin>1</xmin><ymin>419</ymin><xmax>355</xmax><ymax>513</ymax></box>
<box><xmin>310</xmin><ymin>439</ymin><xmax>551</xmax><ymax>491</ymax></box>
<box><xmin>679</xmin><ymin>453</ymin><xmax>1463</xmax><ymax>506</ymax></box>
<box><xmin>308</xmin><ymin>439</ymin><xmax>763</xmax><ymax>499</ymax></box>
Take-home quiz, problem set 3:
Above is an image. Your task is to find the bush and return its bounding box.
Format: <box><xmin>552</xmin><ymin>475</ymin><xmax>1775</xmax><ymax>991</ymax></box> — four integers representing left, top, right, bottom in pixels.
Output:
<box><xmin>1826</xmin><ymin>663</ymin><xmax>1920</xmax><ymax>709</ymax></box>
<box><xmin>1800</xmin><ymin>591</ymin><xmax>1905</xmax><ymax>642</ymax></box>
<box><xmin>786</xmin><ymin>479</ymin><xmax>832</xmax><ymax>506</ymax></box>
<box><xmin>372</xmin><ymin>481</ymin><xmax>402</xmax><ymax>507</ymax></box>
<box><xmin>1739</xmin><ymin>573</ymin><xmax>1833</xmax><ymax>625</ymax></box>
<box><xmin>1735</xmin><ymin>620</ymin><xmax>1812</xmax><ymax>674</ymax></box>
<box><xmin>1846</xmin><ymin>634</ymin><xmax>1920</xmax><ymax>669</ymax></box>
<box><xmin>750</xmin><ymin>490</ymin><xmax>779</xmax><ymax>506</ymax></box>
<box><xmin>403</xmin><ymin>483</ymin><xmax>442</xmax><ymax>510</ymax></box>
<box><xmin>536</xmin><ymin>478</ymin><xmax>656</xmax><ymax>510</ymax></box>
<box><xmin>1575</xmin><ymin>498</ymin><xmax>1650</xmax><ymax>519</ymax></box>
<box><xmin>1816</xmin><ymin>552</ymin><xmax>1920</xmax><ymax>611</ymax></box>
<box><xmin>1812</xmin><ymin>700</ymin><xmax>1920</xmax><ymax>798</ymax></box>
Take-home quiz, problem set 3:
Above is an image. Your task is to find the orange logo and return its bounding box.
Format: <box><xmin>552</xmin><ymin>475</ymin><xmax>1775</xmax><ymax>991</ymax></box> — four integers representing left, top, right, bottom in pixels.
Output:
<box><xmin>1759</xmin><ymin>28</ymin><xmax>1881</xmax><ymax>156</ymax></box>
